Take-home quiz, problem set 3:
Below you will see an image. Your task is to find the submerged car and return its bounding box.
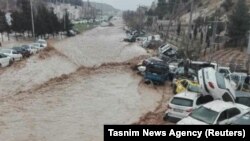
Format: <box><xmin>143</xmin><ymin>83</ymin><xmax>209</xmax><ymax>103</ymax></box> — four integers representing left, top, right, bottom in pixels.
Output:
<box><xmin>12</xmin><ymin>47</ymin><xmax>31</xmax><ymax>58</ymax></box>
<box><xmin>177</xmin><ymin>100</ymin><xmax>249</xmax><ymax>125</ymax></box>
<box><xmin>136</xmin><ymin>57</ymin><xmax>165</xmax><ymax>74</ymax></box>
<box><xmin>36</xmin><ymin>39</ymin><xmax>47</xmax><ymax>48</ymax></box>
<box><xmin>144</xmin><ymin>61</ymin><xmax>170</xmax><ymax>85</ymax></box>
<box><xmin>0</xmin><ymin>49</ymin><xmax>22</xmax><ymax>61</ymax></box>
<box><xmin>164</xmin><ymin>87</ymin><xmax>213</xmax><ymax>122</ymax></box>
<box><xmin>0</xmin><ymin>53</ymin><xmax>13</xmax><ymax>67</ymax></box>
<box><xmin>22</xmin><ymin>45</ymin><xmax>39</xmax><ymax>54</ymax></box>
<box><xmin>198</xmin><ymin>68</ymin><xmax>236</xmax><ymax>102</ymax></box>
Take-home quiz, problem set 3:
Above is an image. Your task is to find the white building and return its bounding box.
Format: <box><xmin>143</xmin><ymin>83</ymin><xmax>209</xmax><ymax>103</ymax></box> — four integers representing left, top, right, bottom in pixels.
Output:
<box><xmin>48</xmin><ymin>3</ymin><xmax>83</xmax><ymax>20</ymax></box>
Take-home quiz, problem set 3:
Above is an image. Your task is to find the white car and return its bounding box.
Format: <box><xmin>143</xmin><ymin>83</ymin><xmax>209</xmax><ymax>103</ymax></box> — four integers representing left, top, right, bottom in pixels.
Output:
<box><xmin>32</xmin><ymin>43</ymin><xmax>44</xmax><ymax>51</ymax></box>
<box><xmin>0</xmin><ymin>49</ymin><xmax>22</xmax><ymax>61</ymax></box>
<box><xmin>22</xmin><ymin>45</ymin><xmax>39</xmax><ymax>54</ymax></box>
<box><xmin>177</xmin><ymin>100</ymin><xmax>249</xmax><ymax>125</ymax></box>
<box><xmin>36</xmin><ymin>39</ymin><xmax>47</xmax><ymax>48</ymax></box>
<box><xmin>226</xmin><ymin>72</ymin><xmax>248</xmax><ymax>91</ymax></box>
<box><xmin>158</xmin><ymin>44</ymin><xmax>177</xmax><ymax>56</ymax></box>
<box><xmin>198</xmin><ymin>67</ymin><xmax>236</xmax><ymax>102</ymax></box>
<box><xmin>0</xmin><ymin>53</ymin><xmax>12</xmax><ymax>67</ymax></box>
<box><xmin>164</xmin><ymin>85</ymin><xmax>214</xmax><ymax>121</ymax></box>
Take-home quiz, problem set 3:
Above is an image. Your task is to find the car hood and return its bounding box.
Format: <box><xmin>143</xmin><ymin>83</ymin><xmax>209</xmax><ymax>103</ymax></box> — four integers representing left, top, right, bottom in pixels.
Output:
<box><xmin>177</xmin><ymin>116</ymin><xmax>208</xmax><ymax>125</ymax></box>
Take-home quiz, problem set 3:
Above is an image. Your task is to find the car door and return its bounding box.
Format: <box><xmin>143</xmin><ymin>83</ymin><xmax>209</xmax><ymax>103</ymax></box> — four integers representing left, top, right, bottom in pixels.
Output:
<box><xmin>0</xmin><ymin>54</ymin><xmax>9</xmax><ymax>67</ymax></box>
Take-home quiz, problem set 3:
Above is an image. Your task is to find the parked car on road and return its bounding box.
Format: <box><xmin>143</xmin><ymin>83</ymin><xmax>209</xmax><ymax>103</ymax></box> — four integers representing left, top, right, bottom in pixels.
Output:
<box><xmin>164</xmin><ymin>90</ymin><xmax>214</xmax><ymax>122</ymax></box>
<box><xmin>21</xmin><ymin>45</ymin><xmax>39</xmax><ymax>54</ymax></box>
<box><xmin>0</xmin><ymin>53</ymin><xmax>13</xmax><ymax>67</ymax></box>
<box><xmin>32</xmin><ymin>43</ymin><xmax>44</xmax><ymax>51</ymax></box>
<box><xmin>198</xmin><ymin>68</ymin><xmax>236</xmax><ymax>102</ymax></box>
<box><xmin>36</xmin><ymin>39</ymin><xmax>48</xmax><ymax>48</ymax></box>
<box><xmin>177</xmin><ymin>100</ymin><xmax>249</xmax><ymax>125</ymax></box>
<box><xmin>0</xmin><ymin>49</ymin><xmax>22</xmax><ymax>61</ymax></box>
<box><xmin>12</xmin><ymin>47</ymin><xmax>31</xmax><ymax>58</ymax></box>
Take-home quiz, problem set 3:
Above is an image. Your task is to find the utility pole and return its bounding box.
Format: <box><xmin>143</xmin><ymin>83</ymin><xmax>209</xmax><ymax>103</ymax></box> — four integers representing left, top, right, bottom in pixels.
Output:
<box><xmin>186</xmin><ymin>0</ymin><xmax>194</xmax><ymax>59</ymax></box>
<box><xmin>63</xmin><ymin>0</ymin><xmax>66</xmax><ymax>30</ymax></box>
<box><xmin>30</xmin><ymin>0</ymin><xmax>35</xmax><ymax>37</ymax></box>
<box><xmin>247</xmin><ymin>32</ymin><xmax>250</xmax><ymax>73</ymax></box>
<box><xmin>166</xmin><ymin>0</ymin><xmax>178</xmax><ymax>39</ymax></box>
<box><xmin>6</xmin><ymin>0</ymin><xmax>9</xmax><ymax>11</ymax></box>
<box><xmin>210</xmin><ymin>16</ymin><xmax>218</xmax><ymax>61</ymax></box>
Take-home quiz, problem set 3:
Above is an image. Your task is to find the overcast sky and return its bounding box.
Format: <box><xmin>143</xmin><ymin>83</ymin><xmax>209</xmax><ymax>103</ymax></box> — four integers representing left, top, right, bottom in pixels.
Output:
<box><xmin>87</xmin><ymin>0</ymin><xmax>155</xmax><ymax>10</ymax></box>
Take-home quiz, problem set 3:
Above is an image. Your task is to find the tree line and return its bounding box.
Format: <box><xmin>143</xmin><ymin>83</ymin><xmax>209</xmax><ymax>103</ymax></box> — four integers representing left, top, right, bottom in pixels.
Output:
<box><xmin>0</xmin><ymin>0</ymin><xmax>73</xmax><ymax>41</ymax></box>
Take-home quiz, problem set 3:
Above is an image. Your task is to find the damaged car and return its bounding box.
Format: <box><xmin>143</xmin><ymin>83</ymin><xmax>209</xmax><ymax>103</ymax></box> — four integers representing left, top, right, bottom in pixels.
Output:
<box><xmin>198</xmin><ymin>68</ymin><xmax>236</xmax><ymax>102</ymax></box>
<box><xmin>144</xmin><ymin>60</ymin><xmax>170</xmax><ymax>85</ymax></box>
<box><xmin>164</xmin><ymin>86</ymin><xmax>214</xmax><ymax>122</ymax></box>
<box><xmin>177</xmin><ymin>100</ymin><xmax>249</xmax><ymax>125</ymax></box>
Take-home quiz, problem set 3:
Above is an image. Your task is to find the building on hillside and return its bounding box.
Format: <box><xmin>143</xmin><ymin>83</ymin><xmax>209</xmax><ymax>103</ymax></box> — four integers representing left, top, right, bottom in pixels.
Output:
<box><xmin>47</xmin><ymin>2</ymin><xmax>99</xmax><ymax>21</ymax></box>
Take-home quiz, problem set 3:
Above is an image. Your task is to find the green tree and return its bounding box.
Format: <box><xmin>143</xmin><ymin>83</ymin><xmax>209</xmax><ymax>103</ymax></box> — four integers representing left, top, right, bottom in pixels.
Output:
<box><xmin>155</xmin><ymin>0</ymin><xmax>168</xmax><ymax>19</ymax></box>
<box><xmin>17</xmin><ymin>0</ymin><xmax>32</xmax><ymax>35</ymax></box>
<box><xmin>228</xmin><ymin>0</ymin><xmax>250</xmax><ymax>48</ymax></box>
<box><xmin>0</xmin><ymin>11</ymin><xmax>8</xmax><ymax>42</ymax></box>
<box><xmin>11</xmin><ymin>11</ymin><xmax>25</xmax><ymax>40</ymax></box>
<box><xmin>64</xmin><ymin>11</ymin><xmax>73</xmax><ymax>36</ymax></box>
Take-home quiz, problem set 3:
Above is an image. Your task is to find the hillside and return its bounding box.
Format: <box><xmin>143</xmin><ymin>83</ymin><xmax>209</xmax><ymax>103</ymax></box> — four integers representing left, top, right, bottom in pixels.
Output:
<box><xmin>89</xmin><ymin>2</ymin><xmax>120</xmax><ymax>14</ymax></box>
<box><xmin>0</xmin><ymin>0</ymin><xmax>119</xmax><ymax>15</ymax></box>
<box><xmin>180</xmin><ymin>0</ymin><xmax>250</xmax><ymax>23</ymax></box>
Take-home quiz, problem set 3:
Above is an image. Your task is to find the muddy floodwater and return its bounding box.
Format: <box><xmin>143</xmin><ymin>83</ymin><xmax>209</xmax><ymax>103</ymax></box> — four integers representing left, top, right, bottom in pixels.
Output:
<box><xmin>0</xmin><ymin>18</ymin><xmax>171</xmax><ymax>141</ymax></box>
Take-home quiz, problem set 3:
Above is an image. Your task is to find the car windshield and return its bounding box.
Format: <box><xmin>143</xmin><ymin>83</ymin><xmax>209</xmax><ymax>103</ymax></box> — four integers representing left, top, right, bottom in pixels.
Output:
<box><xmin>215</xmin><ymin>72</ymin><xmax>226</xmax><ymax>89</ymax></box>
<box><xmin>190</xmin><ymin>106</ymin><xmax>219</xmax><ymax>124</ymax></box>
<box><xmin>187</xmin><ymin>85</ymin><xmax>201</xmax><ymax>93</ymax></box>
<box><xmin>171</xmin><ymin>97</ymin><xmax>193</xmax><ymax>107</ymax></box>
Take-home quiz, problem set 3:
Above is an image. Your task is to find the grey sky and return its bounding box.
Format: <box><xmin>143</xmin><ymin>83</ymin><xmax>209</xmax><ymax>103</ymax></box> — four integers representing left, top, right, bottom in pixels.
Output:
<box><xmin>88</xmin><ymin>0</ymin><xmax>155</xmax><ymax>10</ymax></box>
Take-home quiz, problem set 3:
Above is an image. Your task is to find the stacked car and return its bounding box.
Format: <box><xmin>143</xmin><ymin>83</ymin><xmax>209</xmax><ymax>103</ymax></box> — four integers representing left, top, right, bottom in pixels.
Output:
<box><xmin>133</xmin><ymin>41</ymin><xmax>250</xmax><ymax>125</ymax></box>
<box><xmin>0</xmin><ymin>39</ymin><xmax>47</xmax><ymax>68</ymax></box>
